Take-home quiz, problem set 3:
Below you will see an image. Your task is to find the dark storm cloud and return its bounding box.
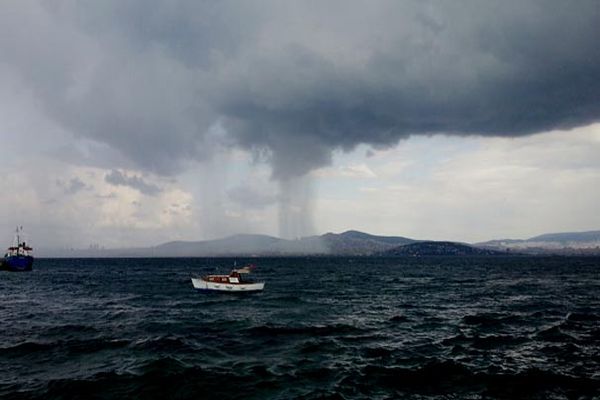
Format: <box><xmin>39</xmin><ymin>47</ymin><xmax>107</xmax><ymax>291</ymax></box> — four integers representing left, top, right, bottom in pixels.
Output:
<box><xmin>217</xmin><ymin>1</ymin><xmax>600</xmax><ymax>178</ymax></box>
<box><xmin>105</xmin><ymin>170</ymin><xmax>161</xmax><ymax>196</ymax></box>
<box><xmin>2</xmin><ymin>0</ymin><xmax>599</xmax><ymax>178</ymax></box>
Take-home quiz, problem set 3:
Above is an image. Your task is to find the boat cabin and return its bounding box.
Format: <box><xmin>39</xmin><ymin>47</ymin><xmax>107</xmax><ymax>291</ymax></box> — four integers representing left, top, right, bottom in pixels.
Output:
<box><xmin>5</xmin><ymin>243</ymin><xmax>32</xmax><ymax>257</ymax></box>
<box><xmin>203</xmin><ymin>269</ymin><xmax>248</xmax><ymax>285</ymax></box>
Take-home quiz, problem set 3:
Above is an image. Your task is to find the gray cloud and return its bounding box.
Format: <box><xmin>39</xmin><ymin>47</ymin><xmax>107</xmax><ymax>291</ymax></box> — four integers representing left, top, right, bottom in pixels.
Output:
<box><xmin>105</xmin><ymin>170</ymin><xmax>161</xmax><ymax>196</ymax></box>
<box><xmin>57</xmin><ymin>177</ymin><xmax>91</xmax><ymax>195</ymax></box>
<box><xmin>1</xmin><ymin>1</ymin><xmax>599</xmax><ymax>180</ymax></box>
<box><xmin>95</xmin><ymin>192</ymin><xmax>117</xmax><ymax>200</ymax></box>
<box><xmin>228</xmin><ymin>185</ymin><xmax>277</xmax><ymax>210</ymax></box>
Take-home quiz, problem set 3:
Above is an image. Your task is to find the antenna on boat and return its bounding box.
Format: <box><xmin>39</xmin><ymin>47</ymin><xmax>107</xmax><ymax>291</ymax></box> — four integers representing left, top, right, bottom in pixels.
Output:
<box><xmin>14</xmin><ymin>226</ymin><xmax>20</xmax><ymax>255</ymax></box>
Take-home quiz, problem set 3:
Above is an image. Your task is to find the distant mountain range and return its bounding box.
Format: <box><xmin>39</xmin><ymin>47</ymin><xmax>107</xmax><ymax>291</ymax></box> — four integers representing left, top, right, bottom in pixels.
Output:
<box><xmin>39</xmin><ymin>230</ymin><xmax>415</xmax><ymax>258</ymax></box>
<box><xmin>37</xmin><ymin>229</ymin><xmax>600</xmax><ymax>258</ymax></box>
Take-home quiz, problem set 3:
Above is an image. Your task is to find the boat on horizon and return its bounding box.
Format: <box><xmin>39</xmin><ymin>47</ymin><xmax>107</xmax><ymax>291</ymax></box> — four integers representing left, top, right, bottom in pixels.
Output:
<box><xmin>2</xmin><ymin>227</ymin><xmax>34</xmax><ymax>272</ymax></box>
<box><xmin>191</xmin><ymin>265</ymin><xmax>264</xmax><ymax>292</ymax></box>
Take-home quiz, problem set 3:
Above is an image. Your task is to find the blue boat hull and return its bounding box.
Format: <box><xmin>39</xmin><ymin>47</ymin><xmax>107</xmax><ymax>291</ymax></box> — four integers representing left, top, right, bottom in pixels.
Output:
<box><xmin>2</xmin><ymin>255</ymin><xmax>33</xmax><ymax>271</ymax></box>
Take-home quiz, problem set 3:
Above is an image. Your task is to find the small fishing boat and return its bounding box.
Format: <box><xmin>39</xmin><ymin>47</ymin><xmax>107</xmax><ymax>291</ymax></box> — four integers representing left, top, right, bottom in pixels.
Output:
<box><xmin>191</xmin><ymin>265</ymin><xmax>264</xmax><ymax>292</ymax></box>
<box><xmin>2</xmin><ymin>227</ymin><xmax>34</xmax><ymax>272</ymax></box>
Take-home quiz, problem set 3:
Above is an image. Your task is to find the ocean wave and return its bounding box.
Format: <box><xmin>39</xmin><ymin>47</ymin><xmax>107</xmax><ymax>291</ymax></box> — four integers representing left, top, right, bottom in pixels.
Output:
<box><xmin>0</xmin><ymin>341</ymin><xmax>55</xmax><ymax>356</ymax></box>
<box><xmin>0</xmin><ymin>338</ymin><xmax>129</xmax><ymax>359</ymax></box>
<box><xmin>12</xmin><ymin>358</ymin><xmax>599</xmax><ymax>400</ymax></box>
<box><xmin>344</xmin><ymin>360</ymin><xmax>600</xmax><ymax>398</ymax></box>
<box><xmin>461</xmin><ymin>313</ymin><xmax>523</xmax><ymax>327</ymax></box>
<box><xmin>536</xmin><ymin>325</ymin><xmax>577</xmax><ymax>342</ymax></box>
<box><xmin>245</xmin><ymin>324</ymin><xmax>362</xmax><ymax>337</ymax></box>
<box><xmin>388</xmin><ymin>314</ymin><xmax>409</xmax><ymax>323</ymax></box>
<box><xmin>128</xmin><ymin>335</ymin><xmax>195</xmax><ymax>353</ymax></box>
<box><xmin>297</xmin><ymin>338</ymin><xmax>341</xmax><ymax>355</ymax></box>
<box><xmin>42</xmin><ymin>324</ymin><xmax>99</xmax><ymax>335</ymax></box>
<box><xmin>566</xmin><ymin>311</ymin><xmax>600</xmax><ymax>322</ymax></box>
<box><xmin>441</xmin><ymin>333</ymin><xmax>528</xmax><ymax>350</ymax></box>
<box><xmin>36</xmin><ymin>358</ymin><xmax>288</xmax><ymax>400</ymax></box>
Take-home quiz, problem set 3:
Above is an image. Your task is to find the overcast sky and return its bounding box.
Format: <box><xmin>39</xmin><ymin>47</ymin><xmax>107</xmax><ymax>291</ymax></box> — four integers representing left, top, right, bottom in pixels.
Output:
<box><xmin>1</xmin><ymin>1</ymin><xmax>599</xmax><ymax>248</ymax></box>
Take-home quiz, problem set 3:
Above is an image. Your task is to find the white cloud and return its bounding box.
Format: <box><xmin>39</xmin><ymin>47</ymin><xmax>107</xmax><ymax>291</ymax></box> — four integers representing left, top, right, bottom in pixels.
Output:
<box><xmin>0</xmin><ymin>158</ymin><xmax>199</xmax><ymax>248</ymax></box>
<box><xmin>315</xmin><ymin>124</ymin><xmax>600</xmax><ymax>242</ymax></box>
<box><xmin>315</xmin><ymin>163</ymin><xmax>377</xmax><ymax>179</ymax></box>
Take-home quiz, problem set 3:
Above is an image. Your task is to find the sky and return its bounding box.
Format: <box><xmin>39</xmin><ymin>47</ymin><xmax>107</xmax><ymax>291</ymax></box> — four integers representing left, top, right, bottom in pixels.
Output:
<box><xmin>1</xmin><ymin>0</ymin><xmax>599</xmax><ymax>249</ymax></box>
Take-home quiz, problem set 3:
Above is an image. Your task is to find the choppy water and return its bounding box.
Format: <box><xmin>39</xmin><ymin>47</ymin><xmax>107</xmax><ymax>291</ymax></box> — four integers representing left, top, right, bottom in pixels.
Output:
<box><xmin>0</xmin><ymin>257</ymin><xmax>599</xmax><ymax>399</ymax></box>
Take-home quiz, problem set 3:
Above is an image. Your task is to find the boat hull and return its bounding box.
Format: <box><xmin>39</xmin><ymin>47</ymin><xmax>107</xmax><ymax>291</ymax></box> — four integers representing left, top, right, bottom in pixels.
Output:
<box><xmin>191</xmin><ymin>277</ymin><xmax>264</xmax><ymax>292</ymax></box>
<box><xmin>2</xmin><ymin>255</ymin><xmax>34</xmax><ymax>272</ymax></box>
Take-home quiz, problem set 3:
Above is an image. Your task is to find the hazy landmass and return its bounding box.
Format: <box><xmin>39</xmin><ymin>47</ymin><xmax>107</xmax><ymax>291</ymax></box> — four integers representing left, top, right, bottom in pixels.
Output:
<box><xmin>36</xmin><ymin>229</ymin><xmax>600</xmax><ymax>258</ymax></box>
<box><xmin>477</xmin><ymin>230</ymin><xmax>600</xmax><ymax>255</ymax></box>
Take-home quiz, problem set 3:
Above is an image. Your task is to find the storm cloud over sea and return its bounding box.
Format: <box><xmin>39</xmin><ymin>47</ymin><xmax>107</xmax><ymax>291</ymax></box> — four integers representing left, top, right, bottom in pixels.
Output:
<box><xmin>2</xmin><ymin>1</ymin><xmax>600</xmax><ymax>243</ymax></box>
<box><xmin>1</xmin><ymin>257</ymin><xmax>599</xmax><ymax>399</ymax></box>
<box><xmin>3</xmin><ymin>1</ymin><xmax>599</xmax><ymax>178</ymax></box>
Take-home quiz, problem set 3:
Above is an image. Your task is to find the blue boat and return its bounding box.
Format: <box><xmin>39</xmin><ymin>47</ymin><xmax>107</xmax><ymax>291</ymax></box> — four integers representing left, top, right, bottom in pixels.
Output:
<box><xmin>2</xmin><ymin>227</ymin><xmax>33</xmax><ymax>272</ymax></box>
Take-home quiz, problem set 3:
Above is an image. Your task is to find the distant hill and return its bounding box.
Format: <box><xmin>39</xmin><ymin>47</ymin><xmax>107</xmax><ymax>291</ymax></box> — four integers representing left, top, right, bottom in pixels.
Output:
<box><xmin>151</xmin><ymin>231</ymin><xmax>414</xmax><ymax>257</ymax></box>
<box><xmin>128</xmin><ymin>234</ymin><xmax>328</xmax><ymax>257</ymax></box>
<box><xmin>477</xmin><ymin>230</ymin><xmax>600</xmax><ymax>255</ymax></box>
<box><xmin>154</xmin><ymin>234</ymin><xmax>290</xmax><ymax>257</ymax></box>
<box><xmin>528</xmin><ymin>230</ymin><xmax>600</xmax><ymax>243</ymax></box>
<box><xmin>380</xmin><ymin>241</ymin><xmax>507</xmax><ymax>257</ymax></box>
<box><xmin>321</xmin><ymin>230</ymin><xmax>415</xmax><ymax>255</ymax></box>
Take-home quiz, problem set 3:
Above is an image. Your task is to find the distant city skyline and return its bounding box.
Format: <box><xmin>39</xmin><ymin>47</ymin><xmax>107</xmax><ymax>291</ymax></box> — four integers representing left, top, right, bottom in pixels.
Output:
<box><xmin>1</xmin><ymin>1</ymin><xmax>599</xmax><ymax>248</ymax></box>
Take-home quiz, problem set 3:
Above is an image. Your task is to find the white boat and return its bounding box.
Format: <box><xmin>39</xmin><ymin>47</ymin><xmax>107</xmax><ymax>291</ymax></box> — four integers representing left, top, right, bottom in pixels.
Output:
<box><xmin>191</xmin><ymin>265</ymin><xmax>265</xmax><ymax>292</ymax></box>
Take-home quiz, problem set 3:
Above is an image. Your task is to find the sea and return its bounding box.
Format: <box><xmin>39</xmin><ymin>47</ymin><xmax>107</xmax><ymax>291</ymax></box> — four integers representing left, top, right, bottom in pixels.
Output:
<box><xmin>0</xmin><ymin>256</ymin><xmax>599</xmax><ymax>399</ymax></box>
